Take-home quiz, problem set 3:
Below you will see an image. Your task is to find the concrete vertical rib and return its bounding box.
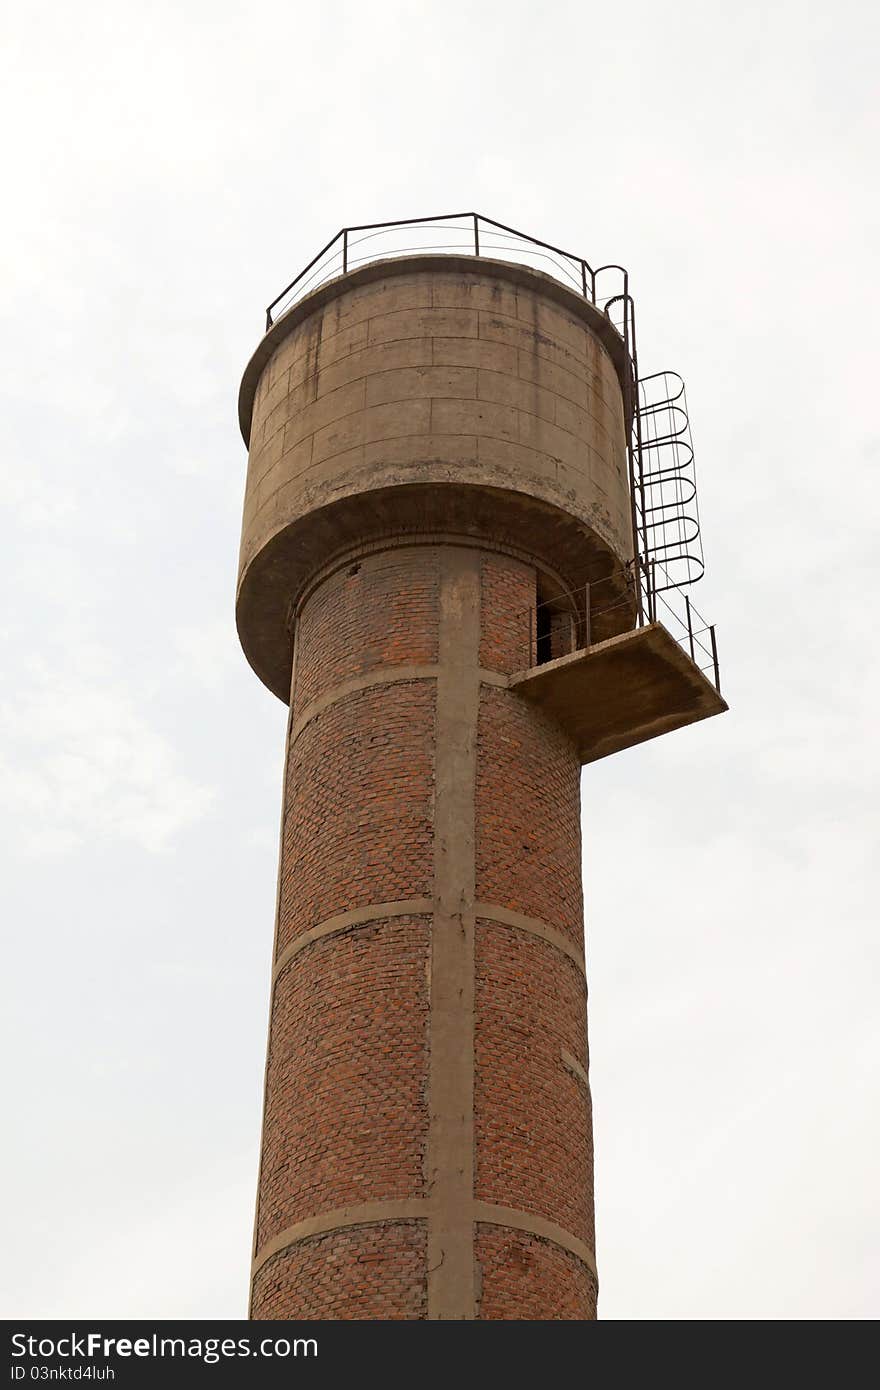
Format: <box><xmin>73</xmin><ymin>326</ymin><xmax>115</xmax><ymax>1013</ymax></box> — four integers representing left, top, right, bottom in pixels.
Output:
<box><xmin>427</xmin><ymin>547</ymin><xmax>481</xmax><ymax>1319</ymax></box>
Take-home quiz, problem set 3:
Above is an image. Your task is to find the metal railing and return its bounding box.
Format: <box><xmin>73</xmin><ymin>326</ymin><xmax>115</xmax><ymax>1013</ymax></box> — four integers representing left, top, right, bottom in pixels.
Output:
<box><xmin>642</xmin><ymin>558</ymin><xmax>720</xmax><ymax>690</ymax></box>
<box><xmin>261</xmin><ymin>212</ymin><xmax>714</xmax><ymax>668</ymax></box>
<box><xmin>518</xmin><ymin>556</ymin><xmax>721</xmax><ymax>694</ymax></box>
<box><xmin>264</xmin><ymin>212</ymin><xmax>634</xmax><ymax>331</ymax></box>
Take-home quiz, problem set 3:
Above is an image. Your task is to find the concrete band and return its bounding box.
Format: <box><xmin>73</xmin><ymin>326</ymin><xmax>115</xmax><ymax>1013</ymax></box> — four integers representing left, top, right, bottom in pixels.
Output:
<box><xmin>272</xmin><ymin>899</ymin><xmax>434</xmax><ymax>979</ymax></box>
<box><xmin>271</xmin><ymin>899</ymin><xmax>584</xmax><ymax>983</ymax></box>
<box><xmin>427</xmin><ymin>547</ymin><xmax>481</xmax><ymax>1319</ymax></box>
<box><xmin>561</xmin><ymin>1048</ymin><xmax>590</xmax><ymax>1089</ymax></box>
<box><xmin>251</xmin><ymin>1201</ymin><xmax>427</xmax><ymax>1279</ymax></box>
<box><xmin>289</xmin><ymin>666</ymin><xmax>439</xmax><ymax>743</ymax></box>
<box><xmin>473</xmin><ymin>1203</ymin><xmax>598</xmax><ymax>1282</ymax></box>
<box><xmin>289</xmin><ymin>663</ymin><xmax>509</xmax><ymax>745</ymax></box>
<box><xmin>476</xmin><ymin>904</ymin><xmax>586</xmax><ymax>973</ymax></box>
<box><xmin>251</xmin><ymin>1200</ymin><xmax>598</xmax><ymax>1285</ymax></box>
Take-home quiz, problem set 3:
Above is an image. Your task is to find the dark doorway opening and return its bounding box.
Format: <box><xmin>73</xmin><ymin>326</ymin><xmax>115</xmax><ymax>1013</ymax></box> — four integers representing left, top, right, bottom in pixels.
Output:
<box><xmin>536</xmin><ymin>601</ymin><xmax>553</xmax><ymax>665</ymax></box>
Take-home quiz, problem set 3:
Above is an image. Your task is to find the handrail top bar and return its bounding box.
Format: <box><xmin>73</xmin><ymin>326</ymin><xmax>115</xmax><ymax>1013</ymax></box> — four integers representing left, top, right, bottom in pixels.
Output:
<box><xmin>266</xmin><ymin>229</ymin><xmax>346</xmax><ymax>318</ymax></box>
<box><xmin>471</xmin><ymin>213</ymin><xmax>596</xmax><ymax>274</ymax></box>
<box><xmin>342</xmin><ymin>211</ymin><xmax>476</xmax><ymax>234</ymax></box>
<box><xmin>263</xmin><ymin>211</ymin><xmax>628</xmax><ymax>322</ymax></box>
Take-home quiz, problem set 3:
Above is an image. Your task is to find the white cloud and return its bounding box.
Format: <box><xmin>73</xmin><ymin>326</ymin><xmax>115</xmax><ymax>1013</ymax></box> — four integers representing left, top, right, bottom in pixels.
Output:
<box><xmin>0</xmin><ymin>656</ymin><xmax>214</xmax><ymax>855</ymax></box>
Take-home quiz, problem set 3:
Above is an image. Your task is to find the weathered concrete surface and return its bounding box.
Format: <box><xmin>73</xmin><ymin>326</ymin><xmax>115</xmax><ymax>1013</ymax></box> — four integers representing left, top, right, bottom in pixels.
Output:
<box><xmin>510</xmin><ymin>623</ymin><xmax>727</xmax><ymax>763</ymax></box>
<box><xmin>236</xmin><ymin>256</ymin><xmax>634</xmax><ymax>702</ymax></box>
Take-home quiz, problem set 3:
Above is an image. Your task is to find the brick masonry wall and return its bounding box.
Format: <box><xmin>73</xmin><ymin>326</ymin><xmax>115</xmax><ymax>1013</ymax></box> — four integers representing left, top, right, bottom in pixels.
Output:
<box><xmin>475</xmin><ymin>683</ymin><xmax>584</xmax><ymax>948</ymax></box>
<box><xmin>292</xmin><ymin>548</ymin><xmax>440</xmax><ymax>721</ymax></box>
<box><xmin>475</xmin><ymin>921</ymin><xmax>593</xmax><ymax>1249</ymax></box>
<box><xmin>253</xmin><ymin>1223</ymin><xmax>427</xmax><ymax>1320</ymax></box>
<box><xmin>256</xmin><ymin>916</ymin><xmax>430</xmax><ymax>1252</ymax></box>
<box><xmin>479</xmin><ymin>551</ymin><xmax>534</xmax><ymax>674</ymax></box>
<box><xmin>476</xmin><ymin>1226</ymin><xmax>598</xmax><ymax>1320</ymax></box>
<box><xmin>277</xmin><ymin>682</ymin><xmax>434</xmax><ymax>957</ymax></box>
<box><xmin>251</xmin><ymin>543</ymin><xmax>595</xmax><ymax>1320</ymax></box>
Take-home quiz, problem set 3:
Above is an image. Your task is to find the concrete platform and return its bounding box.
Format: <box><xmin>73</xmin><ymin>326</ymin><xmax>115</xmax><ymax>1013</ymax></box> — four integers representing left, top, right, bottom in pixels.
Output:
<box><xmin>510</xmin><ymin>622</ymin><xmax>727</xmax><ymax>764</ymax></box>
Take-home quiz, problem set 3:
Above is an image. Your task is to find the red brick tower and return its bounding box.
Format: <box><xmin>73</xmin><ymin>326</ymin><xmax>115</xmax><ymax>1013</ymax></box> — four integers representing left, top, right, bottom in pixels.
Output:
<box><xmin>236</xmin><ymin>221</ymin><xmax>725</xmax><ymax>1320</ymax></box>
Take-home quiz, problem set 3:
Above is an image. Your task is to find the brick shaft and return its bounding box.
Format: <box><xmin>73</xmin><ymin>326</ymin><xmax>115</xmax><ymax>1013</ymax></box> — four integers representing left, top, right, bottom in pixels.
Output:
<box><xmin>250</xmin><ymin>545</ymin><xmax>596</xmax><ymax>1319</ymax></box>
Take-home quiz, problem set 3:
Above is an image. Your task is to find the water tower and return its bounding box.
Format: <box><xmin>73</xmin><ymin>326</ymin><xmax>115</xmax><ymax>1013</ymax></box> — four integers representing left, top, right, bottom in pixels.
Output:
<box><xmin>235</xmin><ymin>214</ymin><xmax>726</xmax><ymax>1320</ymax></box>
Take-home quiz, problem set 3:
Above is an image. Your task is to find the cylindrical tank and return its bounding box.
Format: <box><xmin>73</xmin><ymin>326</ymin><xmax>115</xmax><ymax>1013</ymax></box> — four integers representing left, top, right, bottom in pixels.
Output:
<box><xmin>237</xmin><ymin>256</ymin><xmax>634</xmax><ymax>701</ymax></box>
<box><xmin>238</xmin><ymin>256</ymin><xmax>633</xmax><ymax>1320</ymax></box>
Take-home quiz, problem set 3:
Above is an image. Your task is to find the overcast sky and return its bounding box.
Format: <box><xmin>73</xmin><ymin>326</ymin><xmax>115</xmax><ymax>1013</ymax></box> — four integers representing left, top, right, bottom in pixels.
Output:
<box><xmin>2</xmin><ymin>0</ymin><xmax>877</xmax><ymax>1321</ymax></box>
